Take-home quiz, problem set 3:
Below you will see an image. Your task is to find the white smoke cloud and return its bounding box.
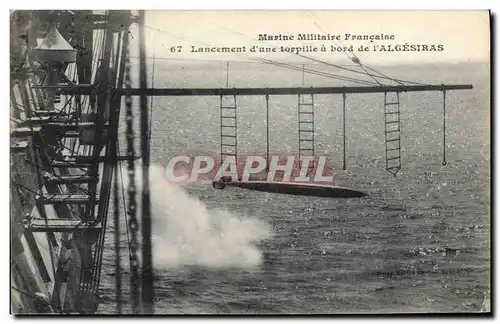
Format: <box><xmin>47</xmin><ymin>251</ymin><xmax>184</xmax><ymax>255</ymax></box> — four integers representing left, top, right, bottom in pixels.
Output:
<box><xmin>120</xmin><ymin>164</ymin><xmax>272</xmax><ymax>270</ymax></box>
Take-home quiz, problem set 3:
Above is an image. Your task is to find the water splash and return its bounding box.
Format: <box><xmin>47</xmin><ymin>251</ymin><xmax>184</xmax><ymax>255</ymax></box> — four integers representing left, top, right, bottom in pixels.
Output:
<box><xmin>121</xmin><ymin>164</ymin><xmax>272</xmax><ymax>269</ymax></box>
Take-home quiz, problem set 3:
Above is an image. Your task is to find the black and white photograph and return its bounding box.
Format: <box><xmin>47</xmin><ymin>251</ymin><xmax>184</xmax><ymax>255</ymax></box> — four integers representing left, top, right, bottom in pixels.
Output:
<box><xmin>9</xmin><ymin>10</ymin><xmax>491</xmax><ymax>315</ymax></box>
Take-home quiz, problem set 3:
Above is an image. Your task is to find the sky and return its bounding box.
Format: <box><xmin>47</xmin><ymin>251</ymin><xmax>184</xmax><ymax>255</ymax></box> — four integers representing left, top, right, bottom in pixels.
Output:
<box><xmin>131</xmin><ymin>11</ymin><xmax>491</xmax><ymax>65</ymax></box>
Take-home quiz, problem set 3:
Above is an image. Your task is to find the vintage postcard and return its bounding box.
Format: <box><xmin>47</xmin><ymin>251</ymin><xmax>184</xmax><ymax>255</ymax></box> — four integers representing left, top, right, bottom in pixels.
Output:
<box><xmin>10</xmin><ymin>10</ymin><xmax>490</xmax><ymax>315</ymax></box>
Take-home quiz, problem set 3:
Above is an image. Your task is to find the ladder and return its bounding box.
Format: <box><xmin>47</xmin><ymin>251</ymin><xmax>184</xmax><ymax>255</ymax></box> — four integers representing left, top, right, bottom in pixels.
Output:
<box><xmin>298</xmin><ymin>93</ymin><xmax>315</xmax><ymax>175</ymax></box>
<box><xmin>384</xmin><ymin>92</ymin><xmax>401</xmax><ymax>176</ymax></box>
<box><xmin>220</xmin><ymin>95</ymin><xmax>237</xmax><ymax>168</ymax></box>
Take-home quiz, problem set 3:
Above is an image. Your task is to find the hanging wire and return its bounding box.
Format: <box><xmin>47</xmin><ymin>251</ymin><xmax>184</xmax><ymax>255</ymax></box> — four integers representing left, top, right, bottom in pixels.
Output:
<box><xmin>10</xmin><ymin>285</ymin><xmax>33</xmax><ymax>297</ymax></box>
<box><xmin>297</xmin><ymin>93</ymin><xmax>301</xmax><ymax>169</ymax></box>
<box><xmin>142</xmin><ymin>24</ymin><xmax>378</xmax><ymax>86</ymax></box>
<box><xmin>302</xmin><ymin>12</ymin><xmax>419</xmax><ymax>86</ymax></box>
<box><xmin>302</xmin><ymin>64</ymin><xmax>305</xmax><ymax>86</ymax></box>
<box><xmin>21</xmin><ymin>153</ymin><xmax>90</xmax><ymax>197</ymax></box>
<box><xmin>358</xmin><ymin>62</ymin><xmax>383</xmax><ymax>85</ymax></box>
<box><xmin>219</xmin><ymin>95</ymin><xmax>223</xmax><ymax>167</ymax></box>
<box><xmin>11</xmin><ymin>180</ymin><xmax>38</xmax><ymax>196</ymax></box>
<box><xmin>253</xmin><ymin>57</ymin><xmax>378</xmax><ymax>86</ymax></box>
<box><xmin>309</xmin><ymin>94</ymin><xmax>316</xmax><ymax>177</ymax></box>
<box><xmin>112</xmin><ymin>29</ymin><xmax>126</xmax><ymax>310</ymax></box>
<box><xmin>266</xmin><ymin>94</ymin><xmax>270</xmax><ymax>172</ymax></box>
<box><xmin>234</xmin><ymin>94</ymin><xmax>238</xmax><ymax>176</ymax></box>
<box><xmin>211</xmin><ymin>17</ymin><xmax>418</xmax><ymax>86</ymax></box>
<box><xmin>117</xmin><ymin>141</ymin><xmax>132</xmax><ymax>258</ymax></box>
<box><xmin>204</xmin><ymin>20</ymin><xmax>381</xmax><ymax>85</ymax></box>
<box><xmin>360</xmin><ymin>64</ymin><xmax>406</xmax><ymax>86</ymax></box>
<box><xmin>113</xmin><ymin>150</ymin><xmax>121</xmax><ymax>314</ymax></box>
<box><xmin>226</xmin><ymin>61</ymin><xmax>229</xmax><ymax>88</ymax></box>
<box><xmin>87</xmin><ymin>10</ymin><xmax>121</xmax><ymax>296</ymax></box>
<box><xmin>29</xmin><ymin>139</ymin><xmax>44</xmax><ymax>194</ymax></box>
<box><xmin>149</xmin><ymin>49</ymin><xmax>155</xmax><ymax>143</ymax></box>
<box><xmin>442</xmin><ymin>89</ymin><xmax>447</xmax><ymax>165</ymax></box>
<box><xmin>342</xmin><ymin>93</ymin><xmax>347</xmax><ymax>170</ymax></box>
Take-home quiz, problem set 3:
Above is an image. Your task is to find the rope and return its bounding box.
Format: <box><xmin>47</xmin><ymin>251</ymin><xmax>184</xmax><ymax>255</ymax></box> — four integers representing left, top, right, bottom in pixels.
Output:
<box><xmin>361</xmin><ymin>64</ymin><xmax>406</xmax><ymax>86</ymax></box>
<box><xmin>59</xmin><ymin>94</ymin><xmax>75</xmax><ymax>117</ymax></box>
<box><xmin>113</xmin><ymin>146</ymin><xmax>122</xmax><ymax>314</ymax></box>
<box><xmin>234</xmin><ymin>95</ymin><xmax>238</xmax><ymax>173</ymax></box>
<box><xmin>293</xmin><ymin>54</ymin><xmax>419</xmax><ymax>86</ymax></box>
<box><xmin>88</xmin><ymin>17</ymin><xmax>120</xmax><ymax>295</ymax></box>
<box><xmin>10</xmin><ymin>117</ymin><xmax>23</xmax><ymax>125</ymax></box>
<box><xmin>342</xmin><ymin>93</ymin><xmax>346</xmax><ymax>170</ymax></box>
<box><xmin>253</xmin><ymin>57</ymin><xmax>378</xmax><ymax>86</ymax></box>
<box><xmin>359</xmin><ymin>64</ymin><xmax>382</xmax><ymax>86</ymax></box>
<box><xmin>442</xmin><ymin>89</ymin><xmax>447</xmax><ymax>165</ymax></box>
<box><xmin>128</xmin><ymin>54</ymin><xmax>370</xmax><ymax>66</ymax></box>
<box><xmin>28</xmin><ymin>146</ymin><xmax>90</xmax><ymax>179</ymax></box>
<box><xmin>11</xmin><ymin>285</ymin><xmax>32</xmax><ymax>297</ymax></box>
<box><xmin>206</xmin><ymin>20</ymin><xmax>380</xmax><ymax>85</ymax></box>
<box><xmin>149</xmin><ymin>49</ymin><xmax>155</xmax><ymax>143</ymax></box>
<box><xmin>21</xmin><ymin>153</ymin><xmax>91</xmax><ymax>198</ymax></box>
<box><xmin>266</xmin><ymin>94</ymin><xmax>270</xmax><ymax>172</ymax></box>
<box><xmin>226</xmin><ymin>61</ymin><xmax>229</xmax><ymax>88</ymax></box>
<box><xmin>302</xmin><ymin>64</ymin><xmax>305</xmax><ymax>86</ymax></box>
<box><xmin>143</xmin><ymin>24</ymin><xmax>378</xmax><ymax>86</ymax></box>
<box><xmin>11</xmin><ymin>179</ymin><xmax>38</xmax><ymax>196</ymax></box>
<box><xmin>29</xmin><ymin>141</ymin><xmax>45</xmax><ymax>194</ymax></box>
<box><xmin>219</xmin><ymin>95</ymin><xmax>223</xmax><ymax>167</ymax></box>
<box><xmin>302</xmin><ymin>12</ymin><xmax>422</xmax><ymax>86</ymax></box>
<box><xmin>29</xmin><ymin>135</ymin><xmax>49</xmax><ymax>194</ymax></box>
<box><xmin>117</xmin><ymin>141</ymin><xmax>132</xmax><ymax>259</ymax></box>
<box><xmin>310</xmin><ymin>93</ymin><xmax>315</xmax><ymax>177</ymax></box>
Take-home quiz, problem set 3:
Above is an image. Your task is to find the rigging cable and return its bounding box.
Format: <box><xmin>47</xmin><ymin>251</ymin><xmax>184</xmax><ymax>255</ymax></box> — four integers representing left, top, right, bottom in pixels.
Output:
<box><xmin>130</xmin><ymin>55</ymin><xmax>363</xmax><ymax>66</ymax></box>
<box><xmin>11</xmin><ymin>173</ymin><xmax>61</xmax><ymax>268</ymax></box>
<box><xmin>208</xmin><ymin>19</ymin><xmax>368</xmax><ymax>81</ymax></box>
<box><xmin>442</xmin><ymin>89</ymin><xmax>447</xmax><ymax>165</ymax></box>
<box><xmin>360</xmin><ymin>64</ymin><xmax>405</xmax><ymax>86</ymax></box>
<box><xmin>304</xmin><ymin>11</ymin><xmax>382</xmax><ymax>85</ymax></box>
<box><xmin>266</xmin><ymin>94</ymin><xmax>270</xmax><ymax>172</ymax></box>
<box><xmin>226</xmin><ymin>61</ymin><xmax>229</xmax><ymax>88</ymax></box>
<box><xmin>113</xmin><ymin>142</ymin><xmax>122</xmax><ymax>314</ymax></box>
<box><xmin>142</xmin><ymin>24</ymin><xmax>378</xmax><ymax>86</ymax></box>
<box><xmin>294</xmin><ymin>54</ymin><xmax>425</xmax><ymax>86</ymax></box>
<box><xmin>87</xmin><ymin>11</ymin><xmax>116</xmax><ymax>296</ymax></box>
<box><xmin>10</xmin><ymin>286</ymin><xmax>33</xmax><ymax>297</ymax></box>
<box><xmin>31</xmin><ymin>137</ymin><xmax>47</xmax><ymax>195</ymax></box>
<box><xmin>303</xmin><ymin>12</ymin><xmax>409</xmax><ymax>86</ymax></box>
<box><xmin>149</xmin><ymin>49</ymin><xmax>155</xmax><ymax>143</ymax></box>
<box><xmin>356</xmin><ymin>59</ymin><xmax>383</xmax><ymax>85</ymax></box>
<box><xmin>113</xmin><ymin>32</ymin><xmax>125</xmax><ymax>311</ymax></box>
<box><xmin>302</xmin><ymin>64</ymin><xmax>305</xmax><ymax>86</ymax></box>
<box><xmin>206</xmin><ymin>19</ymin><xmax>410</xmax><ymax>85</ymax></box>
<box><xmin>342</xmin><ymin>93</ymin><xmax>347</xmax><ymax>170</ymax></box>
<box><xmin>117</xmin><ymin>141</ymin><xmax>132</xmax><ymax>258</ymax></box>
<box><xmin>11</xmin><ymin>180</ymin><xmax>38</xmax><ymax>196</ymax></box>
<box><xmin>20</xmin><ymin>154</ymin><xmax>89</xmax><ymax>197</ymax></box>
<box><xmin>252</xmin><ymin>57</ymin><xmax>377</xmax><ymax>86</ymax></box>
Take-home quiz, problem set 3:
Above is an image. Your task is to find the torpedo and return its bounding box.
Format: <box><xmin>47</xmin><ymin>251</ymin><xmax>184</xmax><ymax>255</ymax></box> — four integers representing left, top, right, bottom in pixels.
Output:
<box><xmin>212</xmin><ymin>177</ymin><xmax>367</xmax><ymax>198</ymax></box>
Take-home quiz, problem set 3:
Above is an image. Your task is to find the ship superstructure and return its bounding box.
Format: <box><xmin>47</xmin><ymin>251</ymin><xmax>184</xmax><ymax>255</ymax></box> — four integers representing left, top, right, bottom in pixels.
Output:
<box><xmin>10</xmin><ymin>10</ymin><xmax>153</xmax><ymax>314</ymax></box>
